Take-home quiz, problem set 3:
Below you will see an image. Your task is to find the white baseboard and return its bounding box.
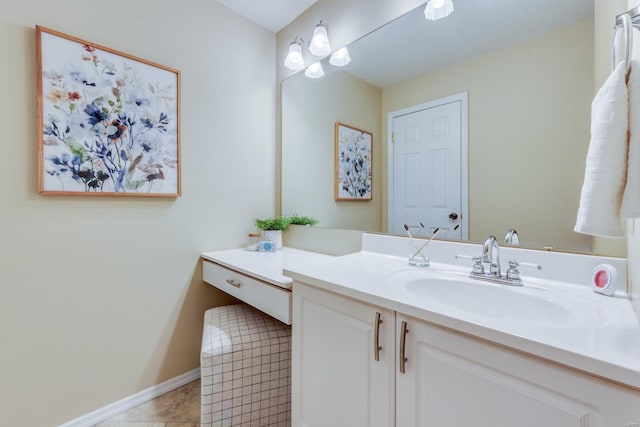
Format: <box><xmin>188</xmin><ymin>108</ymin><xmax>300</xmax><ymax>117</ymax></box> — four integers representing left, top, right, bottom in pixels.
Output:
<box><xmin>59</xmin><ymin>368</ymin><xmax>201</xmax><ymax>427</ymax></box>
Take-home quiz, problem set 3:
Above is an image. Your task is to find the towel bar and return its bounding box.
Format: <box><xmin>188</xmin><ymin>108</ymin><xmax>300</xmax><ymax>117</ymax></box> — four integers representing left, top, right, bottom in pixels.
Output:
<box><xmin>614</xmin><ymin>2</ymin><xmax>640</xmax><ymax>71</ymax></box>
<box><xmin>613</xmin><ymin>14</ymin><xmax>632</xmax><ymax>71</ymax></box>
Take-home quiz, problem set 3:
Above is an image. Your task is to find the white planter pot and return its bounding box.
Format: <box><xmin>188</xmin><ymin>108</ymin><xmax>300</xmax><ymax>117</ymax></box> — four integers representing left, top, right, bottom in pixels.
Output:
<box><xmin>262</xmin><ymin>230</ymin><xmax>283</xmax><ymax>250</ymax></box>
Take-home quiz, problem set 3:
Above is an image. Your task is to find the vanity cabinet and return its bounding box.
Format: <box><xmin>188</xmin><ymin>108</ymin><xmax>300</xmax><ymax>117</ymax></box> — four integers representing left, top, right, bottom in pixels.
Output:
<box><xmin>396</xmin><ymin>313</ymin><xmax>640</xmax><ymax>426</ymax></box>
<box><xmin>202</xmin><ymin>259</ymin><xmax>291</xmax><ymax>324</ymax></box>
<box><xmin>293</xmin><ymin>282</ymin><xmax>640</xmax><ymax>427</ymax></box>
<box><xmin>292</xmin><ymin>282</ymin><xmax>395</xmax><ymax>427</ymax></box>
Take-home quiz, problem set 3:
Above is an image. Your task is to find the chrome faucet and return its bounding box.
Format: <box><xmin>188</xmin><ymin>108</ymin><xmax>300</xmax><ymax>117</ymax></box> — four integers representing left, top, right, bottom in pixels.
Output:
<box><xmin>481</xmin><ymin>235</ymin><xmax>500</xmax><ymax>276</ymax></box>
<box><xmin>469</xmin><ymin>235</ymin><xmax>522</xmax><ymax>286</ymax></box>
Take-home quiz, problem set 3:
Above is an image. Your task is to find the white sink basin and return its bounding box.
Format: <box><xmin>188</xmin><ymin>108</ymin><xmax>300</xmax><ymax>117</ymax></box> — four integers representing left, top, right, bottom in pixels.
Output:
<box><xmin>390</xmin><ymin>270</ymin><xmax>596</xmax><ymax>326</ymax></box>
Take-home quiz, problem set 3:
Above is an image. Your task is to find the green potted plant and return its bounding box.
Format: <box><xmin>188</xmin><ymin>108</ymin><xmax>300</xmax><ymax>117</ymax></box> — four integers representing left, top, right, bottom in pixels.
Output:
<box><xmin>288</xmin><ymin>214</ymin><xmax>318</xmax><ymax>227</ymax></box>
<box><xmin>253</xmin><ymin>216</ymin><xmax>291</xmax><ymax>250</ymax></box>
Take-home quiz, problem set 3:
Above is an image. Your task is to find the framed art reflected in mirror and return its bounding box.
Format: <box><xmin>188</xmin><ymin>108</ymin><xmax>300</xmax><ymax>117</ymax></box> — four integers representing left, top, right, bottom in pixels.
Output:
<box><xmin>335</xmin><ymin>122</ymin><xmax>372</xmax><ymax>201</ymax></box>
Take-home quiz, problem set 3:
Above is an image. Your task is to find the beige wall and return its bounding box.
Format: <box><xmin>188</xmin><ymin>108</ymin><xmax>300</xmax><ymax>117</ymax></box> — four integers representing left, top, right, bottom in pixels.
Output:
<box><xmin>382</xmin><ymin>18</ymin><xmax>594</xmax><ymax>251</ymax></box>
<box><xmin>282</xmin><ymin>70</ymin><xmax>382</xmax><ymax>231</ymax></box>
<box><xmin>0</xmin><ymin>1</ymin><xmax>275</xmax><ymax>425</ymax></box>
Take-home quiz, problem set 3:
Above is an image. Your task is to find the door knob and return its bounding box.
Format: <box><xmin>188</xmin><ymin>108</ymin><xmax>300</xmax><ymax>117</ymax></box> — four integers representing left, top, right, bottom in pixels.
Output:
<box><xmin>449</xmin><ymin>212</ymin><xmax>458</xmax><ymax>220</ymax></box>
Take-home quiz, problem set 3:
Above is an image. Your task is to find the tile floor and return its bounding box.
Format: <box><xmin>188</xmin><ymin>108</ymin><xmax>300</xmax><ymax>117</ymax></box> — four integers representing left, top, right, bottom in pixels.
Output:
<box><xmin>94</xmin><ymin>379</ymin><xmax>201</xmax><ymax>427</ymax></box>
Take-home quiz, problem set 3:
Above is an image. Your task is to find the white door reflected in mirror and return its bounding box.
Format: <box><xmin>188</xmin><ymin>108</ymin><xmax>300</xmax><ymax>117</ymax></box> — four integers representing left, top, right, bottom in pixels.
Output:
<box><xmin>389</xmin><ymin>94</ymin><xmax>468</xmax><ymax>240</ymax></box>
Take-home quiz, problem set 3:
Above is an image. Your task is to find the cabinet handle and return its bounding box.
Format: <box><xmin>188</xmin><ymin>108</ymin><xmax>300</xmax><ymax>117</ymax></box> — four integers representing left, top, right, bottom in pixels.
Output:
<box><xmin>226</xmin><ymin>278</ymin><xmax>241</xmax><ymax>288</ymax></box>
<box><xmin>374</xmin><ymin>312</ymin><xmax>383</xmax><ymax>362</ymax></box>
<box><xmin>399</xmin><ymin>321</ymin><xmax>409</xmax><ymax>374</ymax></box>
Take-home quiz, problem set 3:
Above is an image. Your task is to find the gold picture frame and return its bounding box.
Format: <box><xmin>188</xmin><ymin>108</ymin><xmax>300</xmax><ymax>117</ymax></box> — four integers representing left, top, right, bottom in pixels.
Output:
<box><xmin>334</xmin><ymin>122</ymin><xmax>373</xmax><ymax>201</ymax></box>
<box><xmin>37</xmin><ymin>26</ymin><xmax>181</xmax><ymax>197</ymax></box>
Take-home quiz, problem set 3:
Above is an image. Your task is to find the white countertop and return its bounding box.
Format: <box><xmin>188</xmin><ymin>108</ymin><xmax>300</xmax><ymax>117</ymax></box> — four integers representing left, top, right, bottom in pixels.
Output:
<box><xmin>283</xmin><ymin>236</ymin><xmax>640</xmax><ymax>390</ymax></box>
<box><xmin>201</xmin><ymin>247</ymin><xmax>335</xmax><ymax>290</ymax></box>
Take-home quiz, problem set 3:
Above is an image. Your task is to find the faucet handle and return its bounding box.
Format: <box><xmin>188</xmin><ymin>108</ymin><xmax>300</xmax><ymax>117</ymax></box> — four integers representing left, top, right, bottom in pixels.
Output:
<box><xmin>506</xmin><ymin>259</ymin><xmax>520</xmax><ymax>280</ymax></box>
<box><xmin>472</xmin><ymin>256</ymin><xmax>484</xmax><ymax>274</ymax></box>
<box><xmin>504</xmin><ymin>229</ymin><xmax>520</xmax><ymax>246</ymax></box>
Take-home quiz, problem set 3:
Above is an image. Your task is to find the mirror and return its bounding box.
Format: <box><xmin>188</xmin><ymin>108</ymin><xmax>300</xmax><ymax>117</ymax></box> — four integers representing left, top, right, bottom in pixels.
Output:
<box><xmin>282</xmin><ymin>0</ymin><xmax>595</xmax><ymax>252</ymax></box>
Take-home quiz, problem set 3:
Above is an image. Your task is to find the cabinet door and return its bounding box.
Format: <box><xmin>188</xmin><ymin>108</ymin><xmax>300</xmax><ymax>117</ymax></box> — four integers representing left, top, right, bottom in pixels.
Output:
<box><xmin>396</xmin><ymin>314</ymin><xmax>640</xmax><ymax>427</ymax></box>
<box><xmin>292</xmin><ymin>283</ymin><xmax>395</xmax><ymax>427</ymax></box>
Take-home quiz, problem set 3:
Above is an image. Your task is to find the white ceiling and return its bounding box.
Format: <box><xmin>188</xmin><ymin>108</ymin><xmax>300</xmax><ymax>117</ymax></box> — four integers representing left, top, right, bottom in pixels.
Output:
<box><xmin>343</xmin><ymin>0</ymin><xmax>595</xmax><ymax>88</ymax></box>
<box><xmin>216</xmin><ymin>0</ymin><xmax>317</xmax><ymax>33</ymax></box>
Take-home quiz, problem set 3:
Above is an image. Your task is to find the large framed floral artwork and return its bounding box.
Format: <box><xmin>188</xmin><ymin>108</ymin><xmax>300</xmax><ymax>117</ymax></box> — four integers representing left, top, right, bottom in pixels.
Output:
<box><xmin>36</xmin><ymin>26</ymin><xmax>181</xmax><ymax>196</ymax></box>
<box><xmin>334</xmin><ymin>122</ymin><xmax>372</xmax><ymax>201</ymax></box>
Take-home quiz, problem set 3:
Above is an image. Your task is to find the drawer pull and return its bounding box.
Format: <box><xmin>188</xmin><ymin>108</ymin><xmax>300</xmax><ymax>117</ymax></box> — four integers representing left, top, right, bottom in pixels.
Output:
<box><xmin>374</xmin><ymin>312</ymin><xmax>383</xmax><ymax>362</ymax></box>
<box><xmin>226</xmin><ymin>278</ymin><xmax>241</xmax><ymax>288</ymax></box>
<box><xmin>400</xmin><ymin>321</ymin><xmax>409</xmax><ymax>374</ymax></box>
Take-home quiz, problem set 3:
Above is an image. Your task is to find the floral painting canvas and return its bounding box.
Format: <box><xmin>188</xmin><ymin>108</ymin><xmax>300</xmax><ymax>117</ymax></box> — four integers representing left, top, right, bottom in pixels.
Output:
<box><xmin>37</xmin><ymin>26</ymin><xmax>181</xmax><ymax>196</ymax></box>
<box><xmin>335</xmin><ymin>122</ymin><xmax>372</xmax><ymax>201</ymax></box>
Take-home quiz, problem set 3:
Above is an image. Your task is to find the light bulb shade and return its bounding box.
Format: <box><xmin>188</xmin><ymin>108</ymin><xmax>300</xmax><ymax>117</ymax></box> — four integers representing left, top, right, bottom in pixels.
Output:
<box><xmin>284</xmin><ymin>42</ymin><xmax>305</xmax><ymax>71</ymax></box>
<box><xmin>309</xmin><ymin>24</ymin><xmax>331</xmax><ymax>57</ymax></box>
<box><xmin>304</xmin><ymin>62</ymin><xmax>325</xmax><ymax>78</ymax></box>
<box><xmin>424</xmin><ymin>0</ymin><xmax>454</xmax><ymax>20</ymax></box>
<box><xmin>329</xmin><ymin>47</ymin><xmax>351</xmax><ymax>67</ymax></box>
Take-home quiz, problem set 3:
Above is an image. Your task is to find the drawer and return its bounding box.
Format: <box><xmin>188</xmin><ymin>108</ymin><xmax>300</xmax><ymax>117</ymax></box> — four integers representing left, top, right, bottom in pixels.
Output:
<box><xmin>203</xmin><ymin>260</ymin><xmax>291</xmax><ymax>324</ymax></box>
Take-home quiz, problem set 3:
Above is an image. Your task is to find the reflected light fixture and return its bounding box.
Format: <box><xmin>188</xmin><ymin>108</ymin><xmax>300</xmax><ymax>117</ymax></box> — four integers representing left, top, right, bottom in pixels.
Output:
<box><xmin>424</xmin><ymin>0</ymin><xmax>454</xmax><ymax>21</ymax></box>
<box><xmin>284</xmin><ymin>39</ymin><xmax>305</xmax><ymax>71</ymax></box>
<box><xmin>309</xmin><ymin>21</ymin><xmax>331</xmax><ymax>57</ymax></box>
<box><xmin>329</xmin><ymin>47</ymin><xmax>351</xmax><ymax>67</ymax></box>
<box><xmin>305</xmin><ymin>62</ymin><xmax>325</xmax><ymax>79</ymax></box>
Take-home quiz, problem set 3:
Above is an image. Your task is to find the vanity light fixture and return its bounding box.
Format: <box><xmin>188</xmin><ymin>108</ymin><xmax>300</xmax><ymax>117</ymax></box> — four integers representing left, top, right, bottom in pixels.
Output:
<box><xmin>329</xmin><ymin>47</ymin><xmax>351</xmax><ymax>66</ymax></box>
<box><xmin>304</xmin><ymin>62</ymin><xmax>325</xmax><ymax>79</ymax></box>
<box><xmin>284</xmin><ymin>38</ymin><xmax>305</xmax><ymax>71</ymax></box>
<box><xmin>424</xmin><ymin>0</ymin><xmax>454</xmax><ymax>21</ymax></box>
<box><xmin>309</xmin><ymin>21</ymin><xmax>332</xmax><ymax>57</ymax></box>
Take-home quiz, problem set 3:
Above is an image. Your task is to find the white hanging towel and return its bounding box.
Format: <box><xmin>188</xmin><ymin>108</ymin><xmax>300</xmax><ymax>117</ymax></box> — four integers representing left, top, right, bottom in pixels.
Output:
<box><xmin>574</xmin><ymin>62</ymin><xmax>628</xmax><ymax>238</ymax></box>
<box><xmin>622</xmin><ymin>60</ymin><xmax>640</xmax><ymax>217</ymax></box>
